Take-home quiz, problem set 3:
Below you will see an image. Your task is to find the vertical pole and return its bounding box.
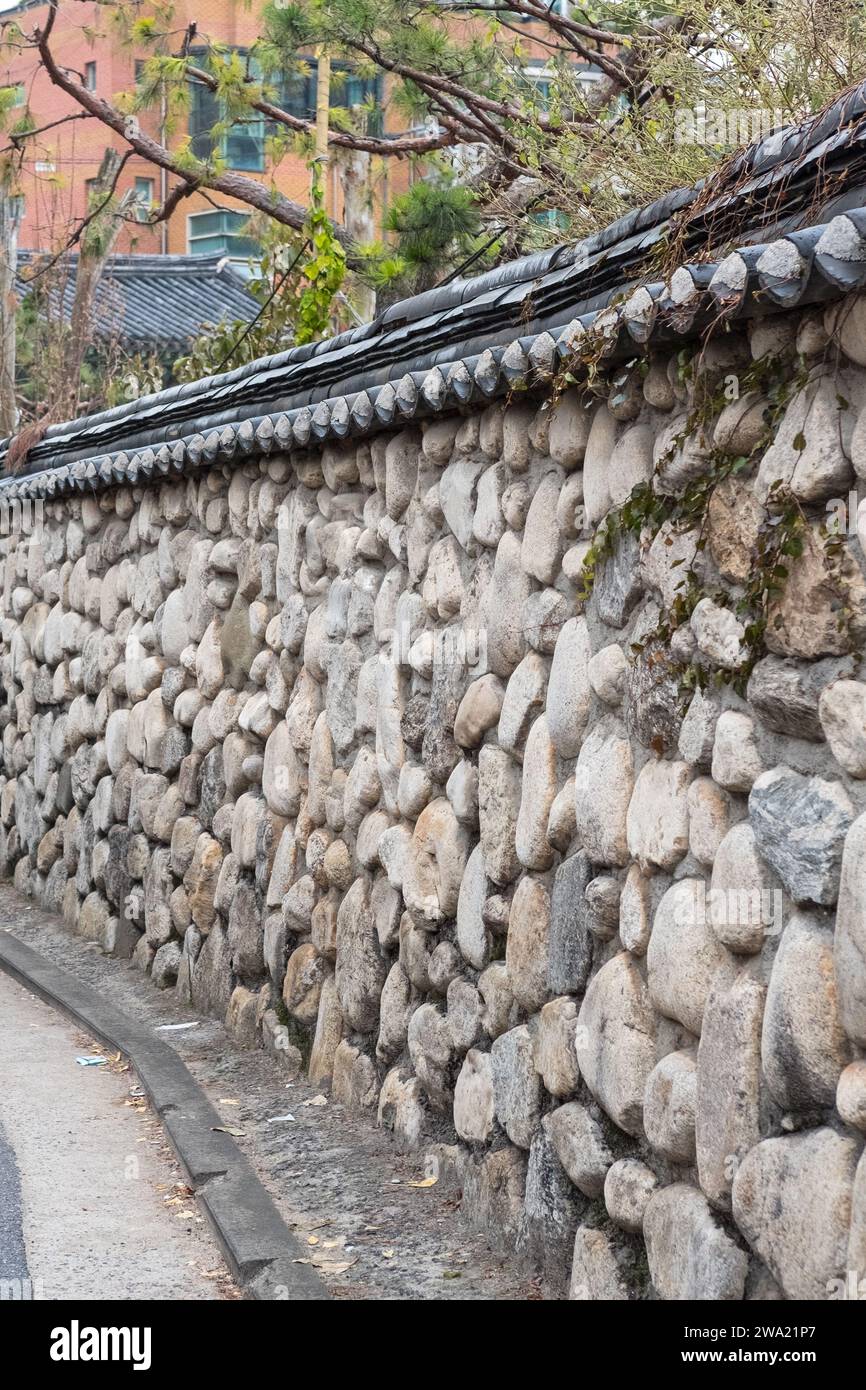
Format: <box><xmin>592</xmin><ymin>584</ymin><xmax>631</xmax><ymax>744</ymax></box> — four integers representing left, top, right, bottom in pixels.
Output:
<box><xmin>0</xmin><ymin>195</ymin><xmax>19</xmax><ymax>439</ymax></box>
<box><xmin>160</xmin><ymin>78</ymin><xmax>168</xmax><ymax>255</ymax></box>
<box><xmin>315</xmin><ymin>46</ymin><xmax>331</xmax><ymax>196</ymax></box>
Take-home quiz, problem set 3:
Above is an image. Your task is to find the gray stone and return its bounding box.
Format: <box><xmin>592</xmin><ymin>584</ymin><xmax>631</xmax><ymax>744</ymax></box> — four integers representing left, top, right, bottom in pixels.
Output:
<box><xmin>384</xmin><ymin>430</ymin><xmax>418</xmax><ymax>520</ymax></box>
<box><xmin>478</xmin><ymin>961</ymin><xmax>518</xmax><ymax>1040</ymax></box>
<box><xmin>573</xmin><ymin>718</ymin><xmax>634</xmax><ymax>867</ymax></box>
<box><xmin>402</xmin><ymin>798</ymin><xmax>469</xmax><ymax>926</ymax></box>
<box><xmin>587</xmin><ymin>643</ymin><xmax>627</xmax><ymax>707</ymax></box>
<box><xmin>678</xmin><ymin>689</ymin><xmax>721</xmax><ymax>767</ymax></box>
<box><xmin>227</xmin><ymin>880</ymin><xmax>264</xmax><ymax>979</ymax></box>
<box><xmin>748</xmin><ymin>655</ymin><xmax>845</xmax><ymax>741</ymax></box>
<box><xmin>837</xmin><ymin>1060</ymin><xmax>866</xmax><ymax>1131</ymax></box>
<box><xmin>152</xmin><ymin>939</ymin><xmax>183</xmax><ymax>991</ymax></box>
<box><xmin>461</xmin><ymin>1147</ymin><xmax>527</xmax><ymax>1252</ymax></box>
<box><xmin>575</xmin><ymin>952</ymin><xmax>656</xmax><ymax>1138</ymax></box>
<box><xmin>640</xmin><ymin>521</ymin><xmax>701</xmax><ymax>609</ymax></box>
<box><xmin>819</xmin><ymin>678</ymin><xmax>866</xmax><ymax>776</ymax></box>
<box><xmin>712</xmin><ymin>710</ymin><xmax>764</xmax><ymax>792</ymax></box>
<box><xmin>491</xmin><ymin>1024</ymin><xmax>543</xmax><ymax>1149</ymax></box>
<box><xmin>335</xmin><ymin>877</ymin><xmax>388</xmax><ymax>1032</ymax></box>
<box><xmin>604</xmin><ymin>1158</ymin><xmax>658</xmax><ymax>1233</ymax></box>
<box><xmin>756</xmin><ymin>370</ymin><xmax>857</xmax><ymax>504</ymax></box>
<box><xmin>498</xmin><ymin>652</ymin><xmax>549</xmax><ymax>753</ymax></box>
<box><xmin>544</xmin><ymin>1102</ymin><xmax>613</xmax><ymax>1197</ymax></box>
<box><xmin>762</xmin><ymin>910</ymin><xmax>850</xmax><ymax>1110</ymax></box>
<box><xmin>478</xmin><ymin>745</ymin><xmax>522</xmax><ymax>887</ymax></box>
<box><xmin>505</xmin><ymin>875</ymin><xmax>550</xmax><ymax>1014</ymax></box>
<box><xmin>696</xmin><ymin>969</ymin><xmax>765</xmax><ymax>1211</ymax></box>
<box><xmin>191</xmin><ymin>921</ymin><xmax>234</xmax><ymax>1020</ymax></box>
<box><xmin>584</xmin><ymin>875</ymin><xmax>621</xmax><ymax>941</ymax></box>
<box><xmin>644</xmin><ymin>1184</ymin><xmax>748</xmax><ymax>1301</ymax></box>
<box><xmin>653</xmin><ymin>413</ymin><xmax>712</xmax><ymax>495</ymax></box>
<box><xmin>447</xmin><ymin>978</ymin><xmax>483</xmax><ymax>1054</ymax></box>
<box><xmin>481</xmin><ymin>532</ymin><xmax>533</xmax><ymax>677</ymax></box>
<box><xmin>644</xmin><ymin>1050</ymin><xmax>697</xmax><ymax>1163</ymax></box>
<box><xmin>688</xmin><ymin>777</ymin><xmax>733</xmax><ymax>868</ymax></box>
<box><xmin>582</xmin><ymin>402</ymin><xmax>617</xmax><ymax>520</ymax></box>
<box><xmin>619</xmin><ymin>862</ymin><xmax>652</xmax><ymax>956</ymax></box>
<box><xmin>456</xmin><ymin>843</ymin><xmax>490</xmax><ymax>971</ymax></box>
<box><xmin>533</xmin><ymin>996</ymin><xmax>580</xmax><ymax>1098</ymax></box>
<box><xmin>709</xmin><ymin>822</ymin><xmax>783</xmax><ymax>955</ymax></box>
<box><xmin>522</xmin><ymin>587</ymin><xmax>569</xmax><ymax>655</ymax></box>
<box><xmin>445</xmin><ymin>759</ymin><xmax>477</xmax><ymax>827</ymax></box>
<box><xmin>648</xmin><ymin>879</ymin><xmax>729</xmax><ymax>1036</ymax></box>
<box><xmin>549</xmin><ymin>389</ymin><xmax>592</xmax><ymax>474</ymax></box>
<box><xmin>691</xmin><ymin>597</ymin><xmax>748</xmax><ymax>670</ymax></box>
<box><xmin>453</xmin><ymin>1048</ymin><xmax>497</xmax><ymax>1143</ymax></box>
<box><xmin>732</xmin><ymin>1128</ymin><xmax>861</xmax><ymax>1300</ymax></box>
<box><xmin>515</xmin><ymin>715</ymin><xmax>557</xmax><ymax>871</ymax></box>
<box><xmin>521</xmin><ymin>470</ymin><xmax>564</xmax><ymax>584</ymax></box>
<box><xmin>454</xmin><ymin>674</ymin><xmax>505</xmax><ymax>748</ymax></box>
<box><xmin>549</xmin><ymin>851</ymin><xmax>593</xmax><ymax>995</ymax></box>
<box><xmin>547</xmin><ymin>777</ymin><xmax>576</xmax><ymax>852</ymax></box>
<box><xmin>569</xmin><ymin>1226</ymin><xmax>632</xmax><ymax>1301</ymax></box>
<box><xmin>749</xmin><ymin>766</ymin><xmax>854</xmax><ymax>906</ymax></box>
<box><xmin>594</xmin><ymin>530</ymin><xmax>642</xmax><ymax>628</ymax></box>
<box><xmin>517</xmin><ymin>1126</ymin><xmax>585</xmax><ymax>1288</ymax></box>
<box><xmin>834</xmin><ymin>812</ymin><xmax>866</xmax><ymax>1046</ymax></box>
<box><xmin>626</xmin><ymin>758</ymin><xmax>691</xmax><ymax>872</ymax></box>
<box><xmin>765</xmin><ymin>524</ymin><xmax>866</xmax><ymax>661</ymax></box>
<box><xmin>624</xmin><ymin>611</ymin><xmax>683</xmax><ymax>752</ymax></box>
<box><xmin>440</xmin><ymin>455</ymin><xmax>485</xmax><ymax>550</ymax></box>
<box><xmin>407</xmin><ymin>1003</ymin><xmax>456</xmax><ymax>1112</ymax></box>
<box><xmin>546</xmin><ymin>617</ymin><xmax>592</xmax><ymax>758</ymax></box>
<box><xmin>609</xmin><ymin>423</ymin><xmax>654</xmax><ymax>505</ymax></box>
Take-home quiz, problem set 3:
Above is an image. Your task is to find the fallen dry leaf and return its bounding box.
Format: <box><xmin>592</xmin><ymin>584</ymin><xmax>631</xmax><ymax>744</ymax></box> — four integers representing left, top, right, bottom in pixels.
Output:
<box><xmin>211</xmin><ymin>1126</ymin><xmax>246</xmax><ymax>1138</ymax></box>
<box><xmin>317</xmin><ymin>1258</ymin><xmax>357</xmax><ymax>1275</ymax></box>
<box><xmin>408</xmin><ymin>1176</ymin><xmax>438</xmax><ymax>1189</ymax></box>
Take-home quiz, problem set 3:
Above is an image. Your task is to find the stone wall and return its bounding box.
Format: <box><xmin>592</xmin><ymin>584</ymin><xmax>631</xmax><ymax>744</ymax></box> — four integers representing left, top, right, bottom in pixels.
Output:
<box><xmin>2</xmin><ymin>299</ymin><xmax>866</xmax><ymax>1300</ymax></box>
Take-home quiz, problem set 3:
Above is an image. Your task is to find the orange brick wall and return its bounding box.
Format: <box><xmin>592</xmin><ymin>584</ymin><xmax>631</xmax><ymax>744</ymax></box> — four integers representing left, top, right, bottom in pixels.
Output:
<box><xmin>2</xmin><ymin>1</ymin><xmax>574</xmax><ymax>259</ymax></box>
<box><xmin>1</xmin><ymin>0</ymin><xmax>414</xmax><ymax>256</ymax></box>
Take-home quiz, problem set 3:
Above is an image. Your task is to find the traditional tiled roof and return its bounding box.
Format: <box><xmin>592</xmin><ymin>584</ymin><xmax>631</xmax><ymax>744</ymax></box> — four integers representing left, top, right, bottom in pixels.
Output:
<box><xmin>6</xmin><ymin>79</ymin><xmax>866</xmax><ymax>496</ymax></box>
<box><xmin>14</xmin><ymin>252</ymin><xmax>259</xmax><ymax>352</ymax></box>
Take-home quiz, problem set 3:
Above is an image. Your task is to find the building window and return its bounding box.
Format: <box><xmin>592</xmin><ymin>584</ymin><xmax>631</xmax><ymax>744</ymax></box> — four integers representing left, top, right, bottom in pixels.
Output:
<box><xmin>84</xmin><ymin>61</ymin><xmax>97</xmax><ymax>92</ymax></box>
<box><xmin>189</xmin><ymin>76</ymin><xmax>265</xmax><ymax>172</ymax></box>
<box><xmin>277</xmin><ymin>60</ymin><xmax>382</xmax><ymax>134</ymax></box>
<box><xmin>132</xmin><ymin>177</ymin><xmax>154</xmax><ymax>221</ymax></box>
<box><xmin>187</xmin><ymin>209</ymin><xmax>258</xmax><ymax>260</ymax></box>
<box><xmin>188</xmin><ymin>51</ymin><xmax>382</xmax><ymax>167</ymax></box>
<box><xmin>223</xmin><ymin>116</ymin><xmax>266</xmax><ymax>172</ymax></box>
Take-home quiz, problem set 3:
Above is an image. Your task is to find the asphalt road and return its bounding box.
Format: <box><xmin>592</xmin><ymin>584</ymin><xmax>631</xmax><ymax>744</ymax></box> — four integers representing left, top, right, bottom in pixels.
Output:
<box><xmin>0</xmin><ymin>969</ymin><xmax>233</xmax><ymax>1300</ymax></box>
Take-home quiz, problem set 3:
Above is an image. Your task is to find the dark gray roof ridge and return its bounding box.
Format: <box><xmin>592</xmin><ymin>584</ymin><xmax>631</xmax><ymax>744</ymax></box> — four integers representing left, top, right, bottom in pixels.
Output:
<box><xmin>3</xmin><ymin>199</ymin><xmax>866</xmax><ymax>503</ymax></box>
<box><xmin>6</xmin><ymin>77</ymin><xmax>866</xmax><ymax>486</ymax></box>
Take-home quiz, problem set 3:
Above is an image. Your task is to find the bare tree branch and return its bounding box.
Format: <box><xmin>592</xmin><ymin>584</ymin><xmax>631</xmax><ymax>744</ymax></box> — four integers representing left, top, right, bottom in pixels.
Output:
<box><xmin>183</xmin><ymin>62</ymin><xmax>456</xmax><ymax>157</ymax></box>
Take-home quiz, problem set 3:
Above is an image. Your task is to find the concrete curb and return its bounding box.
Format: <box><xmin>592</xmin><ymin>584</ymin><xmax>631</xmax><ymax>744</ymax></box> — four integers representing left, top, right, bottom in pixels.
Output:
<box><xmin>0</xmin><ymin>931</ymin><xmax>328</xmax><ymax>1302</ymax></box>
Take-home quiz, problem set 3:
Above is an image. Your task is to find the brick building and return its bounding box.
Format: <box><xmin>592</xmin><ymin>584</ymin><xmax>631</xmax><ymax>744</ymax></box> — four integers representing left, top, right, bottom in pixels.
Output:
<box><xmin>0</xmin><ymin>0</ymin><xmax>410</xmax><ymax>259</ymax></box>
<box><xmin>1</xmin><ymin>1</ymin><xmax>601</xmax><ymax>263</ymax></box>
